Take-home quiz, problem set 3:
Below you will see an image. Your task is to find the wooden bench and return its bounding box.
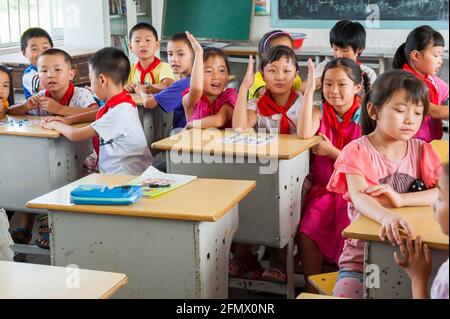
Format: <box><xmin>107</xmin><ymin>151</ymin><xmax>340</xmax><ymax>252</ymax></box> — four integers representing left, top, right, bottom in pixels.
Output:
<box><xmin>307</xmin><ymin>271</ymin><xmax>338</xmax><ymax>296</ymax></box>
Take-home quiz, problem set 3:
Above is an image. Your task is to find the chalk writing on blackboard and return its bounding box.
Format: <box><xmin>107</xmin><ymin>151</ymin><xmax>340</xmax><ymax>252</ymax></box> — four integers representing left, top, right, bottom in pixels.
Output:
<box><xmin>278</xmin><ymin>0</ymin><xmax>449</xmax><ymax>21</ymax></box>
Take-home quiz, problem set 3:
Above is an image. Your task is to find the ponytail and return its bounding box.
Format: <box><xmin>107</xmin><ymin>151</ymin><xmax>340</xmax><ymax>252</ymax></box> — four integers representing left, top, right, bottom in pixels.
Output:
<box><xmin>393</xmin><ymin>42</ymin><xmax>407</xmax><ymax>69</ymax></box>
<box><xmin>362</xmin><ymin>72</ymin><xmax>371</xmax><ymax>95</ymax></box>
<box><xmin>360</xmin><ymin>89</ymin><xmax>377</xmax><ymax>135</ymax></box>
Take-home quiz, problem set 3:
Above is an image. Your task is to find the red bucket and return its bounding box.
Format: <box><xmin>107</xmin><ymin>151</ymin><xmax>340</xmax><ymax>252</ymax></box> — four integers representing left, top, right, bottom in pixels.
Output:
<box><xmin>290</xmin><ymin>33</ymin><xmax>306</xmax><ymax>50</ymax></box>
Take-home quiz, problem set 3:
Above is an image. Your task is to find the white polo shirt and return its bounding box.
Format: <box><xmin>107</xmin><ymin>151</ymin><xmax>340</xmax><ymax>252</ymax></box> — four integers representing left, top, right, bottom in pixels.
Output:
<box><xmin>91</xmin><ymin>102</ymin><xmax>152</xmax><ymax>175</ymax></box>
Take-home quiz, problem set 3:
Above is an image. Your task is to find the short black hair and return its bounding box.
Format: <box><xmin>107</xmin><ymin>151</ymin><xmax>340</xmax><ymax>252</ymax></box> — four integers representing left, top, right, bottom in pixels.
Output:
<box><xmin>203</xmin><ymin>47</ymin><xmax>231</xmax><ymax>73</ymax></box>
<box><xmin>329</xmin><ymin>20</ymin><xmax>366</xmax><ymax>54</ymax></box>
<box><xmin>169</xmin><ymin>32</ymin><xmax>194</xmax><ymax>54</ymax></box>
<box><xmin>38</xmin><ymin>48</ymin><xmax>73</xmax><ymax>68</ymax></box>
<box><xmin>20</xmin><ymin>27</ymin><xmax>53</xmax><ymax>53</ymax></box>
<box><xmin>129</xmin><ymin>23</ymin><xmax>158</xmax><ymax>41</ymax></box>
<box><xmin>0</xmin><ymin>64</ymin><xmax>15</xmax><ymax>105</ymax></box>
<box><xmin>260</xmin><ymin>45</ymin><xmax>299</xmax><ymax>72</ymax></box>
<box><xmin>89</xmin><ymin>47</ymin><xmax>130</xmax><ymax>85</ymax></box>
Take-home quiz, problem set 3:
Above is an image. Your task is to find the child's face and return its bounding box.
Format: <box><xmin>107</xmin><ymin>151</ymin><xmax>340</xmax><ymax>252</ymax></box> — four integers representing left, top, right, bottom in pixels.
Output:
<box><xmin>322</xmin><ymin>67</ymin><xmax>361</xmax><ymax>113</ymax></box>
<box><xmin>23</xmin><ymin>37</ymin><xmax>52</xmax><ymax>66</ymax></box>
<box><xmin>203</xmin><ymin>55</ymin><xmax>229</xmax><ymax>97</ymax></box>
<box><xmin>332</xmin><ymin>45</ymin><xmax>362</xmax><ymax>61</ymax></box>
<box><xmin>38</xmin><ymin>54</ymin><xmax>75</xmax><ymax>93</ymax></box>
<box><xmin>412</xmin><ymin>46</ymin><xmax>444</xmax><ymax>76</ymax></box>
<box><xmin>368</xmin><ymin>89</ymin><xmax>424</xmax><ymax>141</ymax></box>
<box><xmin>129</xmin><ymin>29</ymin><xmax>159</xmax><ymax>61</ymax></box>
<box><xmin>433</xmin><ymin>172</ymin><xmax>449</xmax><ymax>235</ymax></box>
<box><xmin>167</xmin><ymin>40</ymin><xmax>193</xmax><ymax>76</ymax></box>
<box><xmin>262</xmin><ymin>56</ymin><xmax>297</xmax><ymax>95</ymax></box>
<box><xmin>267</xmin><ymin>36</ymin><xmax>293</xmax><ymax>50</ymax></box>
<box><xmin>88</xmin><ymin>66</ymin><xmax>106</xmax><ymax>101</ymax></box>
<box><xmin>0</xmin><ymin>71</ymin><xmax>10</xmax><ymax>101</ymax></box>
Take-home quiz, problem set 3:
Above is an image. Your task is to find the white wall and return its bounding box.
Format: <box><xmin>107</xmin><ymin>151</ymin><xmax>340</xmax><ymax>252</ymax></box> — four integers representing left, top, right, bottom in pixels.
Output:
<box><xmin>62</xmin><ymin>0</ymin><xmax>108</xmax><ymax>49</ymax></box>
<box><xmin>250</xmin><ymin>15</ymin><xmax>449</xmax><ymax>50</ymax></box>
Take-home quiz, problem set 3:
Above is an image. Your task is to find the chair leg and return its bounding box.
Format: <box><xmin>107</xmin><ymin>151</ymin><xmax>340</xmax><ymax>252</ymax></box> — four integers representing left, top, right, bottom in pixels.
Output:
<box><xmin>286</xmin><ymin>238</ymin><xmax>295</xmax><ymax>299</ymax></box>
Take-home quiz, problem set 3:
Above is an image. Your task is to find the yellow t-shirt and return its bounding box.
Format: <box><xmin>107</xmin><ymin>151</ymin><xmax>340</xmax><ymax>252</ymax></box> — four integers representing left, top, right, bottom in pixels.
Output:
<box><xmin>127</xmin><ymin>61</ymin><xmax>175</xmax><ymax>85</ymax></box>
<box><xmin>248</xmin><ymin>71</ymin><xmax>302</xmax><ymax>99</ymax></box>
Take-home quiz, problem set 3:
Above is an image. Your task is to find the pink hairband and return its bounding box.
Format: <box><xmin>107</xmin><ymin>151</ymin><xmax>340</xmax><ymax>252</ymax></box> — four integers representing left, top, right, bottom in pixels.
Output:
<box><xmin>262</xmin><ymin>31</ymin><xmax>291</xmax><ymax>53</ymax></box>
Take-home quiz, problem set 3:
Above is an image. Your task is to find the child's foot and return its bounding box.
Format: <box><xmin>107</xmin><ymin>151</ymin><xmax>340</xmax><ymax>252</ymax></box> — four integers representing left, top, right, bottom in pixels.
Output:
<box><xmin>261</xmin><ymin>267</ymin><xmax>287</xmax><ymax>283</ymax></box>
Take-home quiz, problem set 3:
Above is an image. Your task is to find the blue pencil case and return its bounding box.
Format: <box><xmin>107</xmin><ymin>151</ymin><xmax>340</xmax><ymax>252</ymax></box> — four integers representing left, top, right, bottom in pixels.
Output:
<box><xmin>70</xmin><ymin>185</ymin><xmax>142</xmax><ymax>205</ymax></box>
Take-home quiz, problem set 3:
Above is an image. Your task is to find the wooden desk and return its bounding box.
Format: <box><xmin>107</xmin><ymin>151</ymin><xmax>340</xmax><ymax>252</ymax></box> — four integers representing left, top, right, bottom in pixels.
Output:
<box><xmin>343</xmin><ymin>206</ymin><xmax>449</xmax><ymax>299</ymax></box>
<box><xmin>27</xmin><ymin>173</ymin><xmax>256</xmax><ymax>298</ymax></box>
<box><xmin>0</xmin><ymin>47</ymin><xmax>95</xmax><ymax>91</ymax></box>
<box><xmin>431</xmin><ymin>140</ymin><xmax>449</xmax><ymax>164</ymax></box>
<box><xmin>152</xmin><ymin>128</ymin><xmax>320</xmax><ymax>298</ymax></box>
<box><xmin>297</xmin><ymin>292</ymin><xmax>344</xmax><ymax>299</ymax></box>
<box><xmin>0</xmin><ymin>260</ymin><xmax>127</xmax><ymax>299</ymax></box>
<box><xmin>0</xmin><ymin>115</ymin><xmax>91</xmax><ymax>256</ymax></box>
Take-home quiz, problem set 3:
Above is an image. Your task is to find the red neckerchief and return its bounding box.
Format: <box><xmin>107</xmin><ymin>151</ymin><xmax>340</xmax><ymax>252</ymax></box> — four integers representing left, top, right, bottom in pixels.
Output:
<box><xmin>323</xmin><ymin>96</ymin><xmax>360</xmax><ymax>150</ymax></box>
<box><xmin>93</xmin><ymin>90</ymin><xmax>136</xmax><ymax>157</ymax></box>
<box><xmin>45</xmin><ymin>83</ymin><xmax>75</xmax><ymax>106</ymax></box>
<box><xmin>257</xmin><ymin>89</ymin><xmax>298</xmax><ymax>134</ymax></box>
<box><xmin>136</xmin><ymin>57</ymin><xmax>161</xmax><ymax>84</ymax></box>
<box><xmin>403</xmin><ymin>63</ymin><xmax>438</xmax><ymax>104</ymax></box>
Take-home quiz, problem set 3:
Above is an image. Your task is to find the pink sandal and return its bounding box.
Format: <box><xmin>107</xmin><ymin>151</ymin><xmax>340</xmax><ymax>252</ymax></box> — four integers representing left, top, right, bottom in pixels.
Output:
<box><xmin>261</xmin><ymin>267</ymin><xmax>287</xmax><ymax>283</ymax></box>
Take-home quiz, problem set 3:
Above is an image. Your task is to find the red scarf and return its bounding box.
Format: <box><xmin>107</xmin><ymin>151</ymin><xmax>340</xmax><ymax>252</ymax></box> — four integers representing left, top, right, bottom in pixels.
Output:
<box><xmin>45</xmin><ymin>83</ymin><xmax>75</xmax><ymax>106</ymax></box>
<box><xmin>257</xmin><ymin>89</ymin><xmax>298</xmax><ymax>134</ymax></box>
<box><xmin>93</xmin><ymin>90</ymin><xmax>137</xmax><ymax>156</ymax></box>
<box><xmin>403</xmin><ymin>63</ymin><xmax>439</xmax><ymax>104</ymax></box>
<box><xmin>136</xmin><ymin>57</ymin><xmax>161</xmax><ymax>84</ymax></box>
<box><xmin>323</xmin><ymin>97</ymin><xmax>360</xmax><ymax>150</ymax></box>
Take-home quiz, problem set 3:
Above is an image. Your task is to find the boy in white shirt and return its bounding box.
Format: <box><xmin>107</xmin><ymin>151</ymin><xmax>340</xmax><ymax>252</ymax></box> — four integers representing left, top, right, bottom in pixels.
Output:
<box><xmin>41</xmin><ymin>47</ymin><xmax>152</xmax><ymax>175</ymax></box>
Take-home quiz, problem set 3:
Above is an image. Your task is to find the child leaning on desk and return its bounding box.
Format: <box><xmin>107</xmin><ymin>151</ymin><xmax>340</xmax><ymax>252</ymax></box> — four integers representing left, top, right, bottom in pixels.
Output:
<box><xmin>41</xmin><ymin>47</ymin><xmax>152</xmax><ymax>176</ymax></box>
<box><xmin>393</xmin><ymin>162</ymin><xmax>449</xmax><ymax>299</ymax></box>
<box><xmin>327</xmin><ymin>70</ymin><xmax>442</xmax><ymax>299</ymax></box>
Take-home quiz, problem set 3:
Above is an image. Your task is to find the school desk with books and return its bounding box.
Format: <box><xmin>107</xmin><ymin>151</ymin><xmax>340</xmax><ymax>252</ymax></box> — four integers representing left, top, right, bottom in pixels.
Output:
<box><xmin>0</xmin><ymin>115</ymin><xmax>91</xmax><ymax>255</ymax></box>
<box><xmin>0</xmin><ymin>260</ymin><xmax>128</xmax><ymax>299</ymax></box>
<box><xmin>152</xmin><ymin>128</ymin><xmax>321</xmax><ymax>298</ymax></box>
<box><xmin>26</xmin><ymin>172</ymin><xmax>256</xmax><ymax>298</ymax></box>
<box><xmin>343</xmin><ymin>206</ymin><xmax>449</xmax><ymax>299</ymax></box>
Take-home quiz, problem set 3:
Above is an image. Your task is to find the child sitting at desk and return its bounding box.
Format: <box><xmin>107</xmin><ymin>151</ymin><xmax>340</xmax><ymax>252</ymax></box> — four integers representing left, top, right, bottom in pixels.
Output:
<box><xmin>248</xmin><ymin>30</ymin><xmax>302</xmax><ymax>99</ymax></box>
<box><xmin>0</xmin><ymin>65</ymin><xmax>14</xmax><ymax>119</ymax></box>
<box><xmin>393</xmin><ymin>25</ymin><xmax>449</xmax><ymax>142</ymax></box>
<box><xmin>42</xmin><ymin>47</ymin><xmax>152</xmax><ymax>175</ymax></box>
<box><xmin>8</xmin><ymin>48</ymin><xmax>98</xmax><ymax>116</ymax></box>
<box><xmin>297</xmin><ymin>57</ymin><xmax>369</xmax><ymax>292</ymax></box>
<box><xmin>231</xmin><ymin>45</ymin><xmax>307</xmax><ymax>282</ymax></box>
<box><xmin>310</xmin><ymin>20</ymin><xmax>377</xmax><ymax>91</ymax></box>
<box><xmin>20</xmin><ymin>28</ymin><xmax>53</xmax><ymax>99</ymax></box>
<box><xmin>327</xmin><ymin>70</ymin><xmax>441</xmax><ymax>298</ymax></box>
<box><xmin>135</xmin><ymin>32</ymin><xmax>194</xmax><ymax>130</ymax></box>
<box><xmin>183</xmin><ymin>34</ymin><xmax>237</xmax><ymax>129</ymax></box>
<box><xmin>124</xmin><ymin>23</ymin><xmax>175</xmax><ymax>95</ymax></box>
<box><xmin>394</xmin><ymin>162</ymin><xmax>449</xmax><ymax>299</ymax></box>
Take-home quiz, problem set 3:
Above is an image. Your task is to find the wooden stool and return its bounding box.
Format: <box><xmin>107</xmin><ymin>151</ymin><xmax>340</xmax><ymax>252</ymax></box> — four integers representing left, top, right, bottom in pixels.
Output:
<box><xmin>307</xmin><ymin>271</ymin><xmax>338</xmax><ymax>296</ymax></box>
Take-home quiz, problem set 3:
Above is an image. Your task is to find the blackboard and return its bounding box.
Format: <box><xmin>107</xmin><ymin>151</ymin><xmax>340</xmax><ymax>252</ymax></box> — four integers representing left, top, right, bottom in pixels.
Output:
<box><xmin>163</xmin><ymin>0</ymin><xmax>253</xmax><ymax>41</ymax></box>
<box><xmin>271</xmin><ymin>0</ymin><xmax>449</xmax><ymax>29</ymax></box>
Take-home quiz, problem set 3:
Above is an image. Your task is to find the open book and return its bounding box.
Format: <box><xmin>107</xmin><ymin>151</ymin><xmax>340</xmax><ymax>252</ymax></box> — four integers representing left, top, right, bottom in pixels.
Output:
<box><xmin>125</xmin><ymin>166</ymin><xmax>197</xmax><ymax>198</ymax></box>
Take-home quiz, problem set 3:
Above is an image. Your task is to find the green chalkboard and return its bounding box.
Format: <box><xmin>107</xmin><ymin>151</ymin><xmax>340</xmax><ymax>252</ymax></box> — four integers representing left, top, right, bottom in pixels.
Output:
<box><xmin>163</xmin><ymin>0</ymin><xmax>254</xmax><ymax>41</ymax></box>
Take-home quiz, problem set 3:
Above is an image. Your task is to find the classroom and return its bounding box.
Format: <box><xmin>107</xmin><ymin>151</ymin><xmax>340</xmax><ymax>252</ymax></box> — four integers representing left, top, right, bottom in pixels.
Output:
<box><xmin>0</xmin><ymin>0</ymin><xmax>448</xmax><ymax>302</ymax></box>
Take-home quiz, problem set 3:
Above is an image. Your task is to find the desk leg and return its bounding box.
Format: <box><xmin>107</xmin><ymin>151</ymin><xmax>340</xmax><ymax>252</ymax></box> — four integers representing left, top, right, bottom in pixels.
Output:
<box><xmin>364</xmin><ymin>241</ymin><xmax>448</xmax><ymax>299</ymax></box>
<box><xmin>49</xmin><ymin>207</ymin><xmax>238</xmax><ymax>298</ymax></box>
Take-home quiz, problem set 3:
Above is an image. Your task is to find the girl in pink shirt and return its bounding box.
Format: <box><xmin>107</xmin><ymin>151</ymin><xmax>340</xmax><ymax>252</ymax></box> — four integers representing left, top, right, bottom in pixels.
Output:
<box><xmin>182</xmin><ymin>32</ymin><xmax>236</xmax><ymax>129</ymax></box>
<box><xmin>394</xmin><ymin>162</ymin><xmax>449</xmax><ymax>299</ymax></box>
<box><xmin>327</xmin><ymin>69</ymin><xmax>441</xmax><ymax>298</ymax></box>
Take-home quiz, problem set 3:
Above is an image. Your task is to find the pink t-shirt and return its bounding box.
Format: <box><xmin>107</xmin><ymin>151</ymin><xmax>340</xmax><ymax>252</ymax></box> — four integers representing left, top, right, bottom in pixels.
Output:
<box><xmin>184</xmin><ymin>88</ymin><xmax>237</xmax><ymax>128</ymax></box>
<box><xmin>431</xmin><ymin>75</ymin><xmax>449</xmax><ymax>104</ymax></box>
<box><xmin>431</xmin><ymin>258</ymin><xmax>449</xmax><ymax>299</ymax></box>
<box><xmin>327</xmin><ymin>136</ymin><xmax>441</xmax><ymax>272</ymax></box>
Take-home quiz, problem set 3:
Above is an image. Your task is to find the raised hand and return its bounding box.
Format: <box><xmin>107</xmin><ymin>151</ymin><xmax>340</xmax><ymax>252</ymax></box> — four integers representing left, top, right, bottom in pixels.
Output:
<box><xmin>185</xmin><ymin>31</ymin><xmax>203</xmax><ymax>55</ymax></box>
<box><xmin>241</xmin><ymin>55</ymin><xmax>255</xmax><ymax>90</ymax></box>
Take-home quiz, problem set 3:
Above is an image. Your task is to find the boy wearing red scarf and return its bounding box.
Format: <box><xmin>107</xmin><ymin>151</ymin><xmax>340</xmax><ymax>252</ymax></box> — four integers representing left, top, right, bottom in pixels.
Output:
<box><xmin>42</xmin><ymin>47</ymin><xmax>152</xmax><ymax>176</ymax></box>
<box><xmin>8</xmin><ymin>49</ymin><xmax>98</xmax><ymax>116</ymax></box>
<box><xmin>124</xmin><ymin>23</ymin><xmax>174</xmax><ymax>94</ymax></box>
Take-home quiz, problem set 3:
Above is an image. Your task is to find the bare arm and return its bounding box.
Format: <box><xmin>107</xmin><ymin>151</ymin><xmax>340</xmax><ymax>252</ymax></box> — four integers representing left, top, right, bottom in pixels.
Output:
<box><xmin>134</xmin><ymin>86</ymin><xmax>158</xmax><ymax>109</ymax></box>
<box><xmin>297</xmin><ymin>59</ymin><xmax>321</xmax><ymax>138</ymax></box>
<box><xmin>232</xmin><ymin>55</ymin><xmax>258</xmax><ymax>130</ymax></box>
<box><xmin>7</xmin><ymin>96</ymin><xmax>40</xmax><ymax>115</ymax></box>
<box><xmin>41</xmin><ymin>120</ymin><xmax>97</xmax><ymax>142</ymax></box>
<box><xmin>427</xmin><ymin>103</ymin><xmax>449</xmax><ymax>119</ymax></box>
<box><xmin>187</xmin><ymin>104</ymin><xmax>233</xmax><ymax>129</ymax></box>
<box><xmin>182</xmin><ymin>32</ymin><xmax>204</xmax><ymax>121</ymax></box>
<box><xmin>145</xmin><ymin>78</ymin><xmax>175</xmax><ymax>94</ymax></box>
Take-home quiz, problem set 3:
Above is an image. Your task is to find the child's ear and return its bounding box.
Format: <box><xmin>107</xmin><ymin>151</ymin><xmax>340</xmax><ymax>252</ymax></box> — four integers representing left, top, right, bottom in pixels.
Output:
<box><xmin>353</xmin><ymin>83</ymin><xmax>362</xmax><ymax>95</ymax></box>
<box><xmin>99</xmin><ymin>74</ymin><xmax>107</xmax><ymax>86</ymax></box>
<box><xmin>69</xmin><ymin>68</ymin><xmax>76</xmax><ymax>81</ymax></box>
<box><xmin>367</xmin><ymin>102</ymin><xmax>378</xmax><ymax>120</ymax></box>
<box><xmin>156</xmin><ymin>40</ymin><xmax>160</xmax><ymax>49</ymax></box>
<box><xmin>410</xmin><ymin>50</ymin><xmax>421</xmax><ymax>63</ymax></box>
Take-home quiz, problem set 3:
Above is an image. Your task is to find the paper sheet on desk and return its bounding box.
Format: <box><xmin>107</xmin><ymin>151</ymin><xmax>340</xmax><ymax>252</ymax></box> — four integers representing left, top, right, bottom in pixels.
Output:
<box><xmin>116</xmin><ymin>166</ymin><xmax>197</xmax><ymax>198</ymax></box>
<box><xmin>218</xmin><ymin>132</ymin><xmax>277</xmax><ymax>146</ymax></box>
